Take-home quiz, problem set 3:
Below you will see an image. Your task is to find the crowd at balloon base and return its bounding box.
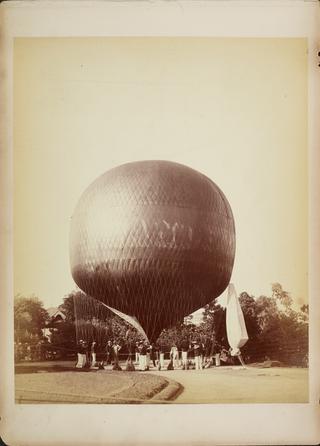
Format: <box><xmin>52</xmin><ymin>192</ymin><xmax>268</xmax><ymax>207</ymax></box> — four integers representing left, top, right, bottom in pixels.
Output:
<box><xmin>75</xmin><ymin>338</ymin><xmax>246</xmax><ymax>372</ymax></box>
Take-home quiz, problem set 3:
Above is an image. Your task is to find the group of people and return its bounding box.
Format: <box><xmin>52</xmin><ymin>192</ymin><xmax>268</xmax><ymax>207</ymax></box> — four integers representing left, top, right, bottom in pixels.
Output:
<box><xmin>75</xmin><ymin>337</ymin><xmax>244</xmax><ymax>371</ymax></box>
<box><xmin>134</xmin><ymin>340</ymin><xmax>210</xmax><ymax>371</ymax></box>
<box><xmin>76</xmin><ymin>339</ymin><xmax>98</xmax><ymax>368</ymax></box>
<box><xmin>76</xmin><ymin>339</ymin><xmax>122</xmax><ymax>369</ymax></box>
<box><xmin>138</xmin><ymin>341</ymin><xmax>244</xmax><ymax>370</ymax></box>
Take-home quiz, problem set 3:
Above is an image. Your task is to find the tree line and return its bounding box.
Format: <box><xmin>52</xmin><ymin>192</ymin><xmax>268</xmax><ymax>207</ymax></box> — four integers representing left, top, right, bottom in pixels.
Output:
<box><xmin>14</xmin><ymin>283</ymin><xmax>308</xmax><ymax>366</ymax></box>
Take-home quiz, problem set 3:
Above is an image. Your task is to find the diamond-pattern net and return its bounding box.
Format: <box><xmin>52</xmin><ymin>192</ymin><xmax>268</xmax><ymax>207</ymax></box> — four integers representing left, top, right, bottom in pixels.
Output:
<box><xmin>70</xmin><ymin>160</ymin><xmax>235</xmax><ymax>342</ymax></box>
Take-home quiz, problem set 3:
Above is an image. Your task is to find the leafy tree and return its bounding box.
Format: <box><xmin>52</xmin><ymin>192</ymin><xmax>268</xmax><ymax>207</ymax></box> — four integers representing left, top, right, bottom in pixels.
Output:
<box><xmin>255</xmin><ymin>295</ymin><xmax>278</xmax><ymax>330</ymax></box>
<box><xmin>59</xmin><ymin>290</ymin><xmax>80</xmax><ymax>321</ymax></box>
<box><xmin>252</xmin><ymin>288</ymin><xmax>308</xmax><ymax>364</ymax></box>
<box><xmin>272</xmin><ymin>282</ymin><xmax>293</xmax><ymax>313</ymax></box>
<box><xmin>299</xmin><ymin>304</ymin><xmax>309</xmax><ymax>323</ymax></box>
<box><xmin>47</xmin><ymin>321</ymin><xmax>77</xmax><ymax>359</ymax></box>
<box><xmin>14</xmin><ymin>294</ymin><xmax>49</xmax><ymax>342</ymax></box>
<box><xmin>58</xmin><ymin>290</ymin><xmax>144</xmax><ymax>354</ymax></box>
<box><xmin>238</xmin><ymin>292</ymin><xmax>261</xmax><ymax>361</ymax></box>
<box><xmin>158</xmin><ymin>322</ymin><xmax>195</xmax><ymax>346</ymax></box>
<box><xmin>201</xmin><ymin>300</ymin><xmax>228</xmax><ymax>350</ymax></box>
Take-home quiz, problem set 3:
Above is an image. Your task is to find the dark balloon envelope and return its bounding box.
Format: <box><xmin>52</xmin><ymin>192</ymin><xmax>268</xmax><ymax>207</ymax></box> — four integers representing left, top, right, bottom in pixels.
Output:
<box><xmin>70</xmin><ymin>160</ymin><xmax>236</xmax><ymax>342</ymax></box>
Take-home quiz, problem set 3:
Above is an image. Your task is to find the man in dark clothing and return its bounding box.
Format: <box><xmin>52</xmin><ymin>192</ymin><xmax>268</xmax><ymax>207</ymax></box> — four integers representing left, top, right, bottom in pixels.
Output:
<box><xmin>82</xmin><ymin>340</ymin><xmax>90</xmax><ymax>367</ymax></box>
<box><xmin>181</xmin><ymin>339</ymin><xmax>190</xmax><ymax>370</ymax></box>
<box><xmin>76</xmin><ymin>340</ymin><xmax>86</xmax><ymax>368</ymax></box>
<box><xmin>105</xmin><ymin>340</ymin><xmax>113</xmax><ymax>365</ymax></box>
<box><xmin>149</xmin><ymin>344</ymin><xmax>157</xmax><ymax>367</ymax></box>
<box><xmin>127</xmin><ymin>340</ymin><xmax>134</xmax><ymax>362</ymax></box>
<box><xmin>138</xmin><ymin>342</ymin><xmax>148</xmax><ymax>370</ymax></box>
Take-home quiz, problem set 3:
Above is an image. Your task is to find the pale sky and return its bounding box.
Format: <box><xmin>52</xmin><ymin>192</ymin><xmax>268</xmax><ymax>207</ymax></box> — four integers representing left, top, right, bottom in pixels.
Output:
<box><xmin>13</xmin><ymin>37</ymin><xmax>308</xmax><ymax>310</ymax></box>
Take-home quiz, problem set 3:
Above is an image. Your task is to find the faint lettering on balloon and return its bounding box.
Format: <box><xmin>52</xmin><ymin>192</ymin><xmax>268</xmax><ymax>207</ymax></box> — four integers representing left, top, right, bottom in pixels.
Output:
<box><xmin>137</xmin><ymin>220</ymin><xmax>193</xmax><ymax>249</ymax></box>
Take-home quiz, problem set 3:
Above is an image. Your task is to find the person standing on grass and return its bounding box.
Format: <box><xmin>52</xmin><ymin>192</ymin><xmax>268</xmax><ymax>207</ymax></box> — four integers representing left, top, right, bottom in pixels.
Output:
<box><xmin>138</xmin><ymin>342</ymin><xmax>147</xmax><ymax>371</ymax></box>
<box><xmin>90</xmin><ymin>341</ymin><xmax>97</xmax><ymax>367</ymax></box>
<box><xmin>113</xmin><ymin>340</ymin><xmax>122</xmax><ymax>366</ymax></box>
<box><xmin>170</xmin><ymin>343</ymin><xmax>179</xmax><ymax>369</ymax></box>
<box><xmin>105</xmin><ymin>340</ymin><xmax>113</xmax><ymax>365</ymax></box>
<box><xmin>76</xmin><ymin>340</ymin><xmax>86</xmax><ymax>368</ymax></box>
<box><xmin>82</xmin><ymin>340</ymin><xmax>90</xmax><ymax>367</ymax></box>
<box><xmin>200</xmin><ymin>341</ymin><xmax>205</xmax><ymax>368</ymax></box>
<box><xmin>157</xmin><ymin>342</ymin><xmax>165</xmax><ymax>370</ymax></box>
<box><xmin>153</xmin><ymin>343</ymin><xmax>159</xmax><ymax>367</ymax></box>
<box><xmin>149</xmin><ymin>344</ymin><xmax>157</xmax><ymax>368</ymax></box>
<box><xmin>180</xmin><ymin>338</ymin><xmax>189</xmax><ymax>370</ymax></box>
<box><xmin>126</xmin><ymin>339</ymin><xmax>134</xmax><ymax>362</ymax></box>
<box><xmin>193</xmin><ymin>341</ymin><xmax>202</xmax><ymax>370</ymax></box>
<box><xmin>75</xmin><ymin>341</ymin><xmax>81</xmax><ymax>368</ymax></box>
<box><xmin>146</xmin><ymin>342</ymin><xmax>151</xmax><ymax>370</ymax></box>
<box><xmin>135</xmin><ymin>342</ymin><xmax>140</xmax><ymax>364</ymax></box>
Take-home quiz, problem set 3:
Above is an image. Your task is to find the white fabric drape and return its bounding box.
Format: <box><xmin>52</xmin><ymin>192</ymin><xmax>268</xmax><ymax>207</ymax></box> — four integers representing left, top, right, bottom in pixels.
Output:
<box><xmin>101</xmin><ymin>302</ymin><xmax>149</xmax><ymax>341</ymax></box>
<box><xmin>226</xmin><ymin>283</ymin><xmax>248</xmax><ymax>353</ymax></box>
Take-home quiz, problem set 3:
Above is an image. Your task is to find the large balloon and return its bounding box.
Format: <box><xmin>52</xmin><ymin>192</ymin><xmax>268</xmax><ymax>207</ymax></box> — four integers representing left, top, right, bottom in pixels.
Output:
<box><xmin>70</xmin><ymin>160</ymin><xmax>235</xmax><ymax>342</ymax></box>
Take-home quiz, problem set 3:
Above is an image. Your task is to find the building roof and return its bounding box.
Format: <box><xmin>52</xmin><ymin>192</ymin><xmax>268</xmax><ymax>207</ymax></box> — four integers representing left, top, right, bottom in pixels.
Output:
<box><xmin>46</xmin><ymin>307</ymin><xmax>66</xmax><ymax>320</ymax></box>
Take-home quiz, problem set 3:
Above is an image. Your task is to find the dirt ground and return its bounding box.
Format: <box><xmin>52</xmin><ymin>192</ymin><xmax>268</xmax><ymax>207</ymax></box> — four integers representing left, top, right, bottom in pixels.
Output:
<box><xmin>15</xmin><ymin>361</ymin><xmax>308</xmax><ymax>404</ymax></box>
<box><xmin>150</xmin><ymin>365</ymin><xmax>308</xmax><ymax>403</ymax></box>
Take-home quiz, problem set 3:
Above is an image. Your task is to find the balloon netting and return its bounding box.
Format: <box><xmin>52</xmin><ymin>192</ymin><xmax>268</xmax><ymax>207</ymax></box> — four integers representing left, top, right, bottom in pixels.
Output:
<box><xmin>70</xmin><ymin>161</ymin><xmax>235</xmax><ymax>342</ymax></box>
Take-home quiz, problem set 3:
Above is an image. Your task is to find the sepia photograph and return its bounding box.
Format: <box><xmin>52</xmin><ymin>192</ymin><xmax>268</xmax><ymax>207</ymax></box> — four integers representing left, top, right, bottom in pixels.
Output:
<box><xmin>13</xmin><ymin>36</ymin><xmax>309</xmax><ymax>405</ymax></box>
<box><xmin>1</xmin><ymin>1</ymin><xmax>319</xmax><ymax>445</ymax></box>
